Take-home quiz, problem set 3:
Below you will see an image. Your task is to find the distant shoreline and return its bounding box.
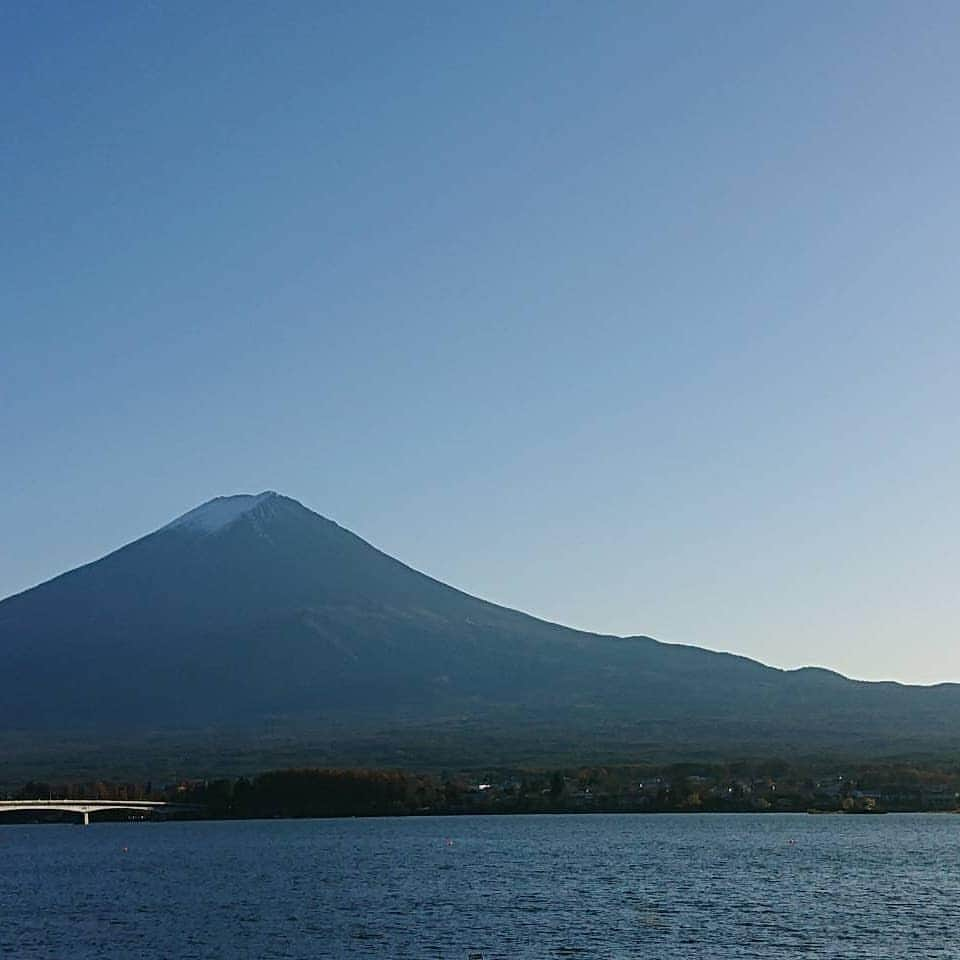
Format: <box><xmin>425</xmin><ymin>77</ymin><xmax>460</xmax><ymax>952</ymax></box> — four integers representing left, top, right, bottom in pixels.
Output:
<box><xmin>6</xmin><ymin>806</ymin><xmax>959</xmax><ymax>828</ymax></box>
<box><xmin>7</xmin><ymin>763</ymin><xmax>959</xmax><ymax>822</ymax></box>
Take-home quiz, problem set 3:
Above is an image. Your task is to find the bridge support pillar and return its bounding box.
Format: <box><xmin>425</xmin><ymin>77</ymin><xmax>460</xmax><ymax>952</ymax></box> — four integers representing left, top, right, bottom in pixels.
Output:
<box><xmin>82</xmin><ymin>812</ymin><xmax>89</xmax><ymax>826</ymax></box>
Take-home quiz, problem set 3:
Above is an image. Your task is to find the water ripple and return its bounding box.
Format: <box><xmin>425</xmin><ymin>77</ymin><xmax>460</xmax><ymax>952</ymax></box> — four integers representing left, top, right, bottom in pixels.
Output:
<box><xmin>2</xmin><ymin>814</ymin><xmax>960</xmax><ymax>958</ymax></box>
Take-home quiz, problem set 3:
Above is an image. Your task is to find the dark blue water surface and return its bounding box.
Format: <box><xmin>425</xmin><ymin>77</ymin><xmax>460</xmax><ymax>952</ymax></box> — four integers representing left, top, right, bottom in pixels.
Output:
<box><xmin>2</xmin><ymin>813</ymin><xmax>959</xmax><ymax>958</ymax></box>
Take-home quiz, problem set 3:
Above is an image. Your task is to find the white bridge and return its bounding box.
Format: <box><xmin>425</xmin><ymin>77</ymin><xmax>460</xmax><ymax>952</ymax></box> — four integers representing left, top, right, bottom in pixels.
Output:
<box><xmin>0</xmin><ymin>799</ymin><xmax>193</xmax><ymax>825</ymax></box>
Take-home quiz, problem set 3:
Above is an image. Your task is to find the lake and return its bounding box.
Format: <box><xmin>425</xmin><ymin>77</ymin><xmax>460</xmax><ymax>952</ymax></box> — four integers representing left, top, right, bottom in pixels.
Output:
<box><xmin>2</xmin><ymin>813</ymin><xmax>958</xmax><ymax>958</ymax></box>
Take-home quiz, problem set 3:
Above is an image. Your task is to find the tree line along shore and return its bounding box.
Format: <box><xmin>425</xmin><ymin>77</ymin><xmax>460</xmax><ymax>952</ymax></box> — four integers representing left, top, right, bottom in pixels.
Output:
<box><xmin>4</xmin><ymin>759</ymin><xmax>960</xmax><ymax>819</ymax></box>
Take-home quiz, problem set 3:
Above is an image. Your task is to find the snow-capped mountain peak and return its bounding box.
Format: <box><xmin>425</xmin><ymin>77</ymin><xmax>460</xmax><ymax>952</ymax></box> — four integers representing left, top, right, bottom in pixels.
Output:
<box><xmin>163</xmin><ymin>491</ymin><xmax>279</xmax><ymax>534</ymax></box>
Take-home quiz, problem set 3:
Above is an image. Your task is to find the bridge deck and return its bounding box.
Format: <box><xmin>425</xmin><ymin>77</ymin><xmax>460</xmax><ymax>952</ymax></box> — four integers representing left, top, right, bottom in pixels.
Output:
<box><xmin>0</xmin><ymin>800</ymin><xmax>201</xmax><ymax>823</ymax></box>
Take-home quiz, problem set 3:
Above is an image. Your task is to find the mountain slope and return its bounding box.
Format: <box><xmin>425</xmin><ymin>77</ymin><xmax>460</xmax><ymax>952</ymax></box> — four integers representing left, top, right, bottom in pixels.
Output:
<box><xmin>2</xmin><ymin>491</ymin><xmax>959</xmax><ymax>764</ymax></box>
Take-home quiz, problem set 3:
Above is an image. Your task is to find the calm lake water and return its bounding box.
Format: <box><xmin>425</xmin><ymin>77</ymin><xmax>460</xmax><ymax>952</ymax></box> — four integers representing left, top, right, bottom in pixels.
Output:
<box><xmin>2</xmin><ymin>813</ymin><xmax>959</xmax><ymax>958</ymax></box>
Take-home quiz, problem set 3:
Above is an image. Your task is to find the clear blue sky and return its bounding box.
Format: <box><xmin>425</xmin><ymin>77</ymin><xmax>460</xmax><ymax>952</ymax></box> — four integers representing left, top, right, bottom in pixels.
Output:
<box><xmin>4</xmin><ymin>2</ymin><xmax>959</xmax><ymax>683</ymax></box>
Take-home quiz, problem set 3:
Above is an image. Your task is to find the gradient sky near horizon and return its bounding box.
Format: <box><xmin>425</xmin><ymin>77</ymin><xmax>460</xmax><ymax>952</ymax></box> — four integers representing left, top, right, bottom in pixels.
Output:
<box><xmin>4</xmin><ymin>2</ymin><xmax>959</xmax><ymax>684</ymax></box>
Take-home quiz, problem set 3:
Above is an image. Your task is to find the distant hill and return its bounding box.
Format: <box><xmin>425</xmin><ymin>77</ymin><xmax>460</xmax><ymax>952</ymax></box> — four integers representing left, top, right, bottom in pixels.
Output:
<box><xmin>3</xmin><ymin>491</ymin><xmax>960</xmax><ymax>777</ymax></box>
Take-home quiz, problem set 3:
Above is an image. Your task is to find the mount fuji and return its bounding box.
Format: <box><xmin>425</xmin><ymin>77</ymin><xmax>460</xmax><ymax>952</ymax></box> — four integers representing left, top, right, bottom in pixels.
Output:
<box><xmin>3</xmin><ymin>491</ymin><xmax>960</xmax><ymax>769</ymax></box>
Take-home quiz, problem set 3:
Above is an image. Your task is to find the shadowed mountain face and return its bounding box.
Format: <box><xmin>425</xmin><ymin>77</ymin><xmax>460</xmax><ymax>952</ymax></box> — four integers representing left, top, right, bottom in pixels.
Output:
<box><xmin>3</xmin><ymin>492</ymin><xmax>960</xmax><ymax>765</ymax></box>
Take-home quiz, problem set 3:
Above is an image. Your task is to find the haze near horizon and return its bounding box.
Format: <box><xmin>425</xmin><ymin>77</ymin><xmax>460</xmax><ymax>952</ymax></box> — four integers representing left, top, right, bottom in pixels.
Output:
<box><xmin>4</xmin><ymin>2</ymin><xmax>959</xmax><ymax>684</ymax></box>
